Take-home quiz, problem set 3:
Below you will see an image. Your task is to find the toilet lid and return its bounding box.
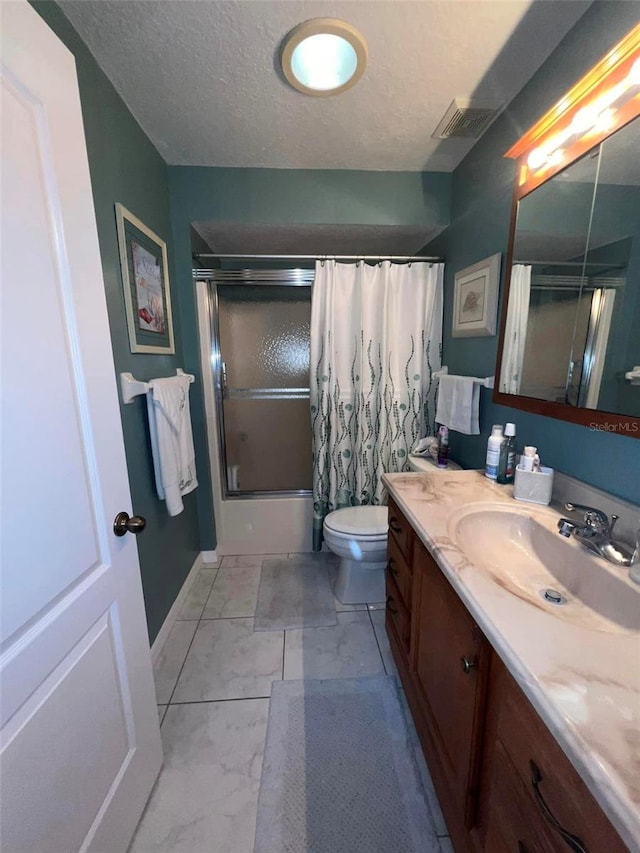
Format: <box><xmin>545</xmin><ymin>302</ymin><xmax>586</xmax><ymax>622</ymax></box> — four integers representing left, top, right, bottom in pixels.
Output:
<box><xmin>324</xmin><ymin>506</ymin><xmax>388</xmax><ymax>537</ymax></box>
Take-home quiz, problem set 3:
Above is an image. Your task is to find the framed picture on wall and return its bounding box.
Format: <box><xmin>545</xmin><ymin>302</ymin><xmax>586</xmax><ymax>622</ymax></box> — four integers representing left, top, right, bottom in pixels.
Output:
<box><xmin>452</xmin><ymin>252</ymin><xmax>501</xmax><ymax>338</ymax></box>
<box><xmin>115</xmin><ymin>203</ymin><xmax>175</xmax><ymax>354</ymax></box>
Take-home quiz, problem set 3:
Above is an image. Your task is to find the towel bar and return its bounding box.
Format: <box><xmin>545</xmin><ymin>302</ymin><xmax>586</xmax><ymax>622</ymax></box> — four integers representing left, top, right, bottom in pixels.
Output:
<box><xmin>433</xmin><ymin>366</ymin><xmax>494</xmax><ymax>389</ymax></box>
<box><xmin>625</xmin><ymin>366</ymin><xmax>640</xmax><ymax>385</ymax></box>
<box><xmin>120</xmin><ymin>369</ymin><xmax>195</xmax><ymax>404</ymax></box>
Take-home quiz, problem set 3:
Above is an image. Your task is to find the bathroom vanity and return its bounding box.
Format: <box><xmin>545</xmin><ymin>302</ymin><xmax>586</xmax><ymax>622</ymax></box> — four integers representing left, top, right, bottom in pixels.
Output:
<box><xmin>383</xmin><ymin>470</ymin><xmax>638</xmax><ymax>853</ymax></box>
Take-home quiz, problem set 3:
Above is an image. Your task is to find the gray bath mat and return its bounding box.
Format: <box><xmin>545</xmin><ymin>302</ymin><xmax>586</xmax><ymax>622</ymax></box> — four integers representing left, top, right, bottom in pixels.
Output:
<box><xmin>254</xmin><ymin>556</ymin><xmax>337</xmax><ymax>631</ymax></box>
<box><xmin>254</xmin><ymin>676</ymin><xmax>438</xmax><ymax>853</ymax></box>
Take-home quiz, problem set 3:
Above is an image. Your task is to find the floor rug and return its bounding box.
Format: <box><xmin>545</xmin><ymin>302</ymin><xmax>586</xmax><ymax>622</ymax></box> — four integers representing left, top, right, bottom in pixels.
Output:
<box><xmin>254</xmin><ymin>556</ymin><xmax>337</xmax><ymax>631</ymax></box>
<box><xmin>254</xmin><ymin>676</ymin><xmax>439</xmax><ymax>853</ymax></box>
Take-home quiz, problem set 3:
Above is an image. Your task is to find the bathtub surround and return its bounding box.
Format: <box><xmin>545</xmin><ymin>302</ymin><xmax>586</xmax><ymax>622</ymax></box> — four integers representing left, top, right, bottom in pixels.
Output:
<box><xmin>170</xmin><ymin>168</ymin><xmax>451</xmax><ymax>555</ymax></box>
<box><xmin>310</xmin><ymin>260</ymin><xmax>444</xmax><ymax>548</ymax></box>
<box><xmin>31</xmin><ymin>1</ymin><xmax>202</xmax><ymax>643</ymax></box>
<box><xmin>425</xmin><ymin>0</ymin><xmax>640</xmax><ymax>504</ymax></box>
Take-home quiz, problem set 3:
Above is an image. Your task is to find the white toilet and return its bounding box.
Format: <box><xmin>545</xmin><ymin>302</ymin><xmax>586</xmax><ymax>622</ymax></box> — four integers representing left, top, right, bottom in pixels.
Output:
<box><xmin>324</xmin><ymin>455</ymin><xmax>462</xmax><ymax>604</ymax></box>
<box><xmin>323</xmin><ymin>506</ymin><xmax>389</xmax><ymax>604</ymax></box>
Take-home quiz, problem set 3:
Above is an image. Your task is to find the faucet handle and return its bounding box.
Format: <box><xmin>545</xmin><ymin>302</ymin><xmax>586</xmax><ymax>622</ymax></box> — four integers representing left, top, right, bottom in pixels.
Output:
<box><xmin>632</xmin><ymin>527</ymin><xmax>640</xmax><ymax>567</ymax></box>
<box><xmin>564</xmin><ymin>502</ymin><xmax>610</xmax><ymax>532</ymax></box>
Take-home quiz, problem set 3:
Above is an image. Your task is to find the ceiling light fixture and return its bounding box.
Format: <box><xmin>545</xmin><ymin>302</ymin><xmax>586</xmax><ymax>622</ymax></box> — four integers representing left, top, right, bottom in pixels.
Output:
<box><xmin>280</xmin><ymin>18</ymin><xmax>367</xmax><ymax>97</ymax></box>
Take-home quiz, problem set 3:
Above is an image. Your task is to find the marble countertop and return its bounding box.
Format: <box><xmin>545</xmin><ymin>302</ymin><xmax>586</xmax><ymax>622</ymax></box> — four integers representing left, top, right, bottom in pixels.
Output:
<box><xmin>382</xmin><ymin>469</ymin><xmax>640</xmax><ymax>852</ymax></box>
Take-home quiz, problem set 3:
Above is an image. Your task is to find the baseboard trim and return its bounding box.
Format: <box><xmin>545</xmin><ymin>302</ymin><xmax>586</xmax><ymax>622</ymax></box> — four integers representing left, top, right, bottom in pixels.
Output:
<box><xmin>201</xmin><ymin>549</ymin><xmax>218</xmax><ymax>564</ymax></box>
<box><xmin>151</xmin><ymin>553</ymin><xmax>204</xmax><ymax>664</ymax></box>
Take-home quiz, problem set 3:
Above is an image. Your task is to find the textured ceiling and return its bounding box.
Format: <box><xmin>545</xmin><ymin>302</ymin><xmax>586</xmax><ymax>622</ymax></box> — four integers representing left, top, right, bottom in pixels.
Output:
<box><xmin>60</xmin><ymin>0</ymin><xmax>590</xmax><ymax>172</ymax></box>
<box><xmin>192</xmin><ymin>222</ymin><xmax>444</xmax><ymax>255</ymax></box>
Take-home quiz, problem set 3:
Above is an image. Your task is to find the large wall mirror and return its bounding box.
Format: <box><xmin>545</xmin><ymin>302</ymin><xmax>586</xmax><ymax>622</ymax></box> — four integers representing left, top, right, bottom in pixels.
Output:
<box><xmin>494</xmin><ymin>26</ymin><xmax>640</xmax><ymax>435</ymax></box>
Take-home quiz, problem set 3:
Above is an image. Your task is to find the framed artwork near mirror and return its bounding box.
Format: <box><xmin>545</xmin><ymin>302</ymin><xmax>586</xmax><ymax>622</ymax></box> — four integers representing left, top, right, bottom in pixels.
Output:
<box><xmin>452</xmin><ymin>253</ymin><xmax>501</xmax><ymax>338</ymax></box>
<box><xmin>493</xmin><ymin>23</ymin><xmax>640</xmax><ymax>438</ymax></box>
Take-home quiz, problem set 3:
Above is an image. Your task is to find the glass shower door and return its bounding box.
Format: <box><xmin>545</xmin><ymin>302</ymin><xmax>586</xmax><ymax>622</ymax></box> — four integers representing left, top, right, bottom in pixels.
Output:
<box><xmin>215</xmin><ymin>283</ymin><xmax>312</xmax><ymax>495</ymax></box>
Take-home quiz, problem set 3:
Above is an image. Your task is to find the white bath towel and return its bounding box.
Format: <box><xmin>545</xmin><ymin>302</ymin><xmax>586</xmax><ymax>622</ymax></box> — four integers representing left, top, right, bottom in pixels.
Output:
<box><xmin>435</xmin><ymin>375</ymin><xmax>480</xmax><ymax>435</ymax></box>
<box><xmin>147</xmin><ymin>375</ymin><xmax>198</xmax><ymax>516</ymax></box>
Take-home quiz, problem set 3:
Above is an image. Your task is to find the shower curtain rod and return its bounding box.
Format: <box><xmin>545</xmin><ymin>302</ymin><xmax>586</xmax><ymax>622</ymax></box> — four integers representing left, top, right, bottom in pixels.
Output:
<box><xmin>193</xmin><ymin>253</ymin><xmax>442</xmax><ymax>263</ymax></box>
<box><xmin>514</xmin><ymin>260</ymin><xmax>625</xmax><ymax>268</ymax></box>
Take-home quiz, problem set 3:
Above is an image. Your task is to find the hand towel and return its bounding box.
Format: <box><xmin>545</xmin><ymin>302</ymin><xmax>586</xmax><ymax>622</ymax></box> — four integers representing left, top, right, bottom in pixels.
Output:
<box><xmin>411</xmin><ymin>436</ymin><xmax>439</xmax><ymax>458</ymax></box>
<box><xmin>147</xmin><ymin>375</ymin><xmax>198</xmax><ymax>516</ymax></box>
<box><xmin>435</xmin><ymin>375</ymin><xmax>480</xmax><ymax>435</ymax></box>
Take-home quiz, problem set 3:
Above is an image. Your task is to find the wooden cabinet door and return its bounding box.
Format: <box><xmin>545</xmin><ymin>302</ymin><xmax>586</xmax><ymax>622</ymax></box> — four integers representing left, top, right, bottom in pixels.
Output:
<box><xmin>478</xmin><ymin>657</ymin><xmax>627</xmax><ymax>853</ymax></box>
<box><xmin>412</xmin><ymin>539</ymin><xmax>489</xmax><ymax>825</ymax></box>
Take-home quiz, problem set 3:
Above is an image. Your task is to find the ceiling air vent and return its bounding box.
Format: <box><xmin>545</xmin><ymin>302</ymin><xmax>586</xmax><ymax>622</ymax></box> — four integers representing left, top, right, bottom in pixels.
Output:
<box><xmin>432</xmin><ymin>98</ymin><xmax>500</xmax><ymax>140</ymax></box>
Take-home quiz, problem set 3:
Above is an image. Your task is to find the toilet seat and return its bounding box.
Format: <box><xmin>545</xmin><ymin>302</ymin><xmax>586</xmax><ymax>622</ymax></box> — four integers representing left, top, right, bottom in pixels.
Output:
<box><xmin>323</xmin><ymin>506</ymin><xmax>388</xmax><ymax>538</ymax></box>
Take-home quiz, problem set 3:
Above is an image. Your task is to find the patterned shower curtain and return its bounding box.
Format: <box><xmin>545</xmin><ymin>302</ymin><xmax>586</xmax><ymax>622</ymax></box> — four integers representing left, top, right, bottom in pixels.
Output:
<box><xmin>310</xmin><ymin>259</ymin><xmax>444</xmax><ymax>550</ymax></box>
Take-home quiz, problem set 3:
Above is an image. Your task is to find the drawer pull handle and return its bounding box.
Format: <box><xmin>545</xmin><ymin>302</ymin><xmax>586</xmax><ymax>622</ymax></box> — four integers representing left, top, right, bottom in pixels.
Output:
<box><xmin>529</xmin><ymin>760</ymin><xmax>588</xmax><ymax>853</ymax></box>
<box><xmin>386</xmin><ymin>595</ymin><xmax>398</xmax><ymax>615</ymax></box>
<box><xmin>389</xmin><ymin>518</ymin><xmax>402</xmax><ymax>534</ymax></box>
<box><xmin>460</xmin><ymin>656</ymin><xmax>477</xmax><ymax>674</ymax></box>
<box><xmin>387</xmin><ymin>560</ymin><xmax>399</xmax><ymax>577</ymax></box>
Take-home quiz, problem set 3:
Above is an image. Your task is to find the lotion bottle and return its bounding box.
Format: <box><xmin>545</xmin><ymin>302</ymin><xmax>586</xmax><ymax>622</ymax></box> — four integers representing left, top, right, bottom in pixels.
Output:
<box><xmin>485</xmin><ymin>425</ymin><xmax>503</xmax><ymax>480</ymax></box>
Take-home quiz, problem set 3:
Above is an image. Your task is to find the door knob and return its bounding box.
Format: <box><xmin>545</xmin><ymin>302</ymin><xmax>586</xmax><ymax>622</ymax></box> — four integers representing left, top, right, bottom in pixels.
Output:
<box><xmin>460</xmin><ymin>656</ymin><xmax>477</xmax><ymax>674</ymax></box>
<box><xmin>113</xmin><ymin>511</ymin><xmax>146</xmax><ymax>537</ymax></box>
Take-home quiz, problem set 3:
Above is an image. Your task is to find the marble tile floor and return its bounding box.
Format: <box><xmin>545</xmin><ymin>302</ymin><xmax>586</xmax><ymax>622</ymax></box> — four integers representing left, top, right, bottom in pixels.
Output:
<box><xmin>136</xmin><ymin>553</ymin><xmax>451</xmax><ymax>852</ymax></box>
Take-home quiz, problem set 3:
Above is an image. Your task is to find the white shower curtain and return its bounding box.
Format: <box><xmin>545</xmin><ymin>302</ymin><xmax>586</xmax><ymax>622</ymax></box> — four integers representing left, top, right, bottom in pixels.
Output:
<box><xmin>310</xmin><ymin>259</ymin><xmax>443</xmax><ymax>549</ymax></box>
<box><xmin>499</xmin><ymin>264</ymin><xmax>531</xmax><ymax>395</ymax></box>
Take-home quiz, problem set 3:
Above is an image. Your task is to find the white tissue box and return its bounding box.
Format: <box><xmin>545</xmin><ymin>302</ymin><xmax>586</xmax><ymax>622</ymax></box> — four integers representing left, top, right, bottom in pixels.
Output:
<box><xmin>513</xmin><ymin>465</ymin><xmax>554</xmax><ymax>505</ymax></box>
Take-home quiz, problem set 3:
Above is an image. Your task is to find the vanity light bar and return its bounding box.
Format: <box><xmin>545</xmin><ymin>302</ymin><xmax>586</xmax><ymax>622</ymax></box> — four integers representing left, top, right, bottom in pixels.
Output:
<box><xmin>506</xmin><ymin>23</ymin><xmax>640</xmax><ymax>194</ymax></box>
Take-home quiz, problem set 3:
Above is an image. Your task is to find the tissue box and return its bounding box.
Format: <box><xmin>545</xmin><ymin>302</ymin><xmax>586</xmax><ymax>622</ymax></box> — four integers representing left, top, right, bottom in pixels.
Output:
<box><xmin>513</xmin><ymin>465</ymin><xmax>554</xmax><ymax>505</ymax></box>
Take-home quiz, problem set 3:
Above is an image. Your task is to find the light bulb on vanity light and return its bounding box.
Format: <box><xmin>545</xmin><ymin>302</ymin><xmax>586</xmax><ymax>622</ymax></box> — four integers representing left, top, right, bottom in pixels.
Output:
<box><xmin>527</xmin><ymin>147</ymin><xmax>548</xmax><ymax>170</ymax></box>
<box><xmin>571</xmin><ymin>105</ymin><xmax>599</xmax><ymax>135</ymax></box>
<box><xmin>595</xmin><ymin>108</ymin><xmax>617</xmax><ymax>133</ymax></box>
<box><xmin>628</xmin><ymin>57</ymin><xmax>640</xmax><ymax>87</ymax></box>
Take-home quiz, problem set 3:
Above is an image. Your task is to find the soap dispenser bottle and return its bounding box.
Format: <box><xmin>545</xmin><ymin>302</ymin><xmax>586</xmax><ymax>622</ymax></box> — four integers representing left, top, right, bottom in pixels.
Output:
<box><xmin>485</xmin><ymin>425</ymin><xmax>503</xmax><ymax>480</ymax></box>
<box><xmin>497</xmin><ymin>422</ymin><xmax>516</xmax><ymax>484</ymax></box>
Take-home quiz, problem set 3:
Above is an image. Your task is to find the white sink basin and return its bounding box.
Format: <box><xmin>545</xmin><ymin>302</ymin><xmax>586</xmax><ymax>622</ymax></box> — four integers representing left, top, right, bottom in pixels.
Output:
<box><xmin>448</xmin><ymin>504</ymin><xmax>639</xmax><ymax>634</ymax></box>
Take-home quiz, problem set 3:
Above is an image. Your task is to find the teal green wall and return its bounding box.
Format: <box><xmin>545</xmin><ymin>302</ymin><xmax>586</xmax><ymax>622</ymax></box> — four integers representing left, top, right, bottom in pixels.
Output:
<box><xmin>32</xmin><ymin>2</ymin><xmax>201</xmax><ymax>642</ymax></box>
<box><xmin>426</xmin><ymin>0</ymin><xmax>640</xmax><ymax>504</ymax></box>
<box><xmin>168</xmin><ymin>167</ymin><xmax>451</xmax><ymax>549</ymax></box>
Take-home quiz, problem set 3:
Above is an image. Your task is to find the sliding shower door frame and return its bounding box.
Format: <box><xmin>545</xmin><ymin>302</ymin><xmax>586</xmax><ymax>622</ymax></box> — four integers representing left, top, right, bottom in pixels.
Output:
<box><xmin>206</xmin><ymin>271</ymin><xmax>314</xmax><ymax>500</ymax></box>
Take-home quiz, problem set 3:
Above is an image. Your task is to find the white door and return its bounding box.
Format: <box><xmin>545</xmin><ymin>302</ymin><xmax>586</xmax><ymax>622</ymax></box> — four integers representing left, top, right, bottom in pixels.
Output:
<box><xmin>1</xmin><ymin>3</ymin><xmax>162</xmax><ymax>852</ymax></box>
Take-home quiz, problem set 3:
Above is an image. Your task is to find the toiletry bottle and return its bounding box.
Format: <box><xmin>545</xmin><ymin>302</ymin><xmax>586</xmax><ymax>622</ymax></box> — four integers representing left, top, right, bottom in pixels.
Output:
<box><xmin>485</xmin><ymin>425</ymin><xmax>503</xmax><ymax>480</ymax></box>
<box><xmin>497</xmin><ymin>422</ymin><xmax>516</xmax><ymax>484</ymax></box>
<box><xmin>437</xmin><ymin>425</ymin><xmax>449</xmax><ymax>468</ymax></box>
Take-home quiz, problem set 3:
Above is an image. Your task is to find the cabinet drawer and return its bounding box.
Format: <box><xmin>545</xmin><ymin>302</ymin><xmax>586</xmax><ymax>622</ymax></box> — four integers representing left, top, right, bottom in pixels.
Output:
<box><xmin>388</xmin><ymin>498</ymin><xmax>413</xmax><ymax>560</ymax></box>
<box><xmin>386</xmin><ymin>531</ymin><xmax>412</xmax><ymax>612</ymax></box>
<box><xmin>483</xmin><ymin>740</ymin><xmax>557</xmax><ymax>853</ymax></box>
<box><xmin>385</xmin><ymin>574</ymin><xmax>410</xmax><ymax>653</ymax></box>
<box><xmin>493</xmin><ymin>660</ymin><xmax>626</xmax><ymax>852</ymax></box>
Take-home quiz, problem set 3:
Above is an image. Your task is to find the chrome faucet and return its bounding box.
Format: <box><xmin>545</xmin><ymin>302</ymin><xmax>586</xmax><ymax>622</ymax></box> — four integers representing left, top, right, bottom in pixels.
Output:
<box><xmin>557</xmin><ymin>502</ymin><xmax>640</xmax><ymax>568</ymax></box>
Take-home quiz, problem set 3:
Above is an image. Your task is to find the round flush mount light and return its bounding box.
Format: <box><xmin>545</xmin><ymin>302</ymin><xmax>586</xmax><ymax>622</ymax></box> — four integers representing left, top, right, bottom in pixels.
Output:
<box><xmin>280</xmin><ymin>18</ymin><xmax>367</xmax><ymax>97</ymax></box>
